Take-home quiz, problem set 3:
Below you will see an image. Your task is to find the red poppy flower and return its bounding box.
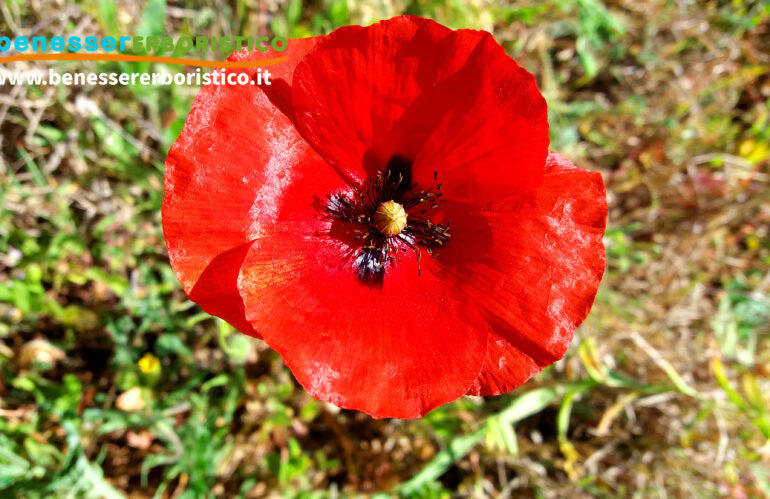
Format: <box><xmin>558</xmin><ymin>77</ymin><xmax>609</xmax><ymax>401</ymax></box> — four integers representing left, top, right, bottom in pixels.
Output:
<box><xmin>163</xmin><ymin>16</ymin><xmax>607</xmax><ymax>419</ymax></box>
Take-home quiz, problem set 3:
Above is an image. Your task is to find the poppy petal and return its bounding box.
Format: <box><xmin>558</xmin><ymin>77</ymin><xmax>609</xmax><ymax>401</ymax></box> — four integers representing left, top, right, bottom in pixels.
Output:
<box><xmin>433</xmin><ymin>152</ymin><xmax>607</xmax><ymax>396</ymax></box>
<box><xmin>162</xmin><ymin>38</ymin><xmax>323</xmax><ymax>337</ymax></box>
<box><xmin>465</xmin><ymin>329</ymin><xmax>542</xmax><ymax>396</ymax></box>
<box><xmin>290</xmin><ymin>15</ymin><xmax>549</xmax><ymax>199</ymax></box>
<box><xmin>236</xmin><ymin>228</ymin><xmax>489</xmax><ymax>419</ymax></box>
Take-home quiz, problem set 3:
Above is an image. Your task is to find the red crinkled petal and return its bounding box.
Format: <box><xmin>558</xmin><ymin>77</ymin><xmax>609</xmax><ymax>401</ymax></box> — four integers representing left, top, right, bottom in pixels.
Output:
<box><xmin>236</xmin><ymin>226</ymin><xmax>489</xmax><ymax>419</ymax></box>
<box><xmin>433</xmin><ymin>152</ymin><xmax>607</xmax><ymax>396</ymax></box>
<box><xmin>290</xmin><ymin>15</ymin><xmax>549</xmax><ymax>201</ymax></box>
<box><xmin>162</xmin><ymin>38</ymin><xmax>323</xmax><ymax>337</ymax></box>
<box><xmin>465</xmin><ymin>330</ymin><xmax>542</xmax><ymax>396</ymax></box>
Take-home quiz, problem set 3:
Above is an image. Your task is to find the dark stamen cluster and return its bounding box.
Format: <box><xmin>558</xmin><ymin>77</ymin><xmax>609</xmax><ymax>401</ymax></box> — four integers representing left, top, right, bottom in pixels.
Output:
<box><xmin>326</xmin><ymin>155</ymin><xmax>451</xmax><ymax>286</ymax></box>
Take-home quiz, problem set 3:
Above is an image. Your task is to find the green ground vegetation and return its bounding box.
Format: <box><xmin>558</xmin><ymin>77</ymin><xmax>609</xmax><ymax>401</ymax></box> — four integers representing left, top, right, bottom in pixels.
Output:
<box><xmin>1</xmin><ymin>0</ymin><xmax>769</xmax><ymax>496</ymax></box>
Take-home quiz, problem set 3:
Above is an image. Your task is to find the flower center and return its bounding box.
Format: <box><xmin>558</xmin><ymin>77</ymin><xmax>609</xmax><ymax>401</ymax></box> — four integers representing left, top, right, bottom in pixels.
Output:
<box><xmin>374</xmin><ymin>200</ymin><xmax>407</xmax><ymax>236</ymax></box>
<box><xmin>325</xmin><ymin>155</ymin><xmax>450</xmax><ymax>286</ymax></box>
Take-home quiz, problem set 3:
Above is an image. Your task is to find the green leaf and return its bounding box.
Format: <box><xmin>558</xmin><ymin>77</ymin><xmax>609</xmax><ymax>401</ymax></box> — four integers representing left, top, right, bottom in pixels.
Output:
<box><xmin>201</xmin><ymin>374</ymin><xmax>230</xmax><ymax>392</ymax></box>
<box><xmin>223</xmin><ymin>334</ymin><xmax>251</xmax><ymax>364</ymax></box>
<box><xmin>397</xmin><ymin>429</ymin><xmax>484</xmax><ymax>496</ymax></box>
<box><xmin>399</xmin><ymin>387</ymin><xmax>562</xmax><ymax>496</ymax></box>
<box><xmin>18</xmin><ymin>149</ymin><xmax>46</xmax><ymax>188</ymax></box>
<box><xmin>12</xmin><ymin>376</ymin><xmax>36</xmax><ymax>392</ymax></box>
<box><xmin>486</xmin><ymin>416</ymin><xmax>518</xmax><ymax>455</ymax></box>
<box><xmin>498</xmin><ymin>387</ymin><xmax>560</xmax><ymax>425</ymax></box>
<box><xmin>12</xmin><ymin>281</ymin><xmax>31</xmax><ymax>312</ymax></box>
<box><xmin>97</xmin><ymin>0</ymin><xmax>119</xmax><ymax>35</ymax></box>
<box><xmin>557</xmin><ymin>386</ymin><xmax>589</xmax><ymax>467</ymax></box>
<box><xmin>327</xmin><ymin>0</ymin><xmax>349</xmax><ymax>28</ymax></box>
<box><xmin>286</xmin><ymin>0</ymin><xmax>302</xmax><ymax>29</ymax></box>
<box><xmin>271</xmin><ymin>17</ymin><xmax>290</xmax><ymax>38</ymax></box>
<box><xmin>137</xmin><ymin>0</ymin><xmax>167</xmax><ymax>37</ymax></box>
<box><xmin>84</xmin><ymin>267</ymin><xmax>129</xmax><ymax>297</ymax></box>
<box><xmin>156</xmin><ymin>333</ymin><xmax>193</xmax><ymax>358</ymax></box>
<box><xmin>576</xmin><ymin>37</ymin><xmax>599</xmax><ymax>79</ymax></box>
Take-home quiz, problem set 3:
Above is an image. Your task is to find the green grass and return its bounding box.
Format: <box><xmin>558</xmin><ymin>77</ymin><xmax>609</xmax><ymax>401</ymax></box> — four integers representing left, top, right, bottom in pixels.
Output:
<box><xmin>1</xmin><ymin>0</ymin><xmax>769</xmax><ymax>496</ymax></box>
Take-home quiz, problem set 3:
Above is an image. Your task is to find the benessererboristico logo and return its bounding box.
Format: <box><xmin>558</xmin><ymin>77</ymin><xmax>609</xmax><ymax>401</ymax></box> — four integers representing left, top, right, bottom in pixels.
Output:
<box><xmin>0</xmin><ymin>34</ymin><xmax>288</xmax><ymax>87</ymax></box>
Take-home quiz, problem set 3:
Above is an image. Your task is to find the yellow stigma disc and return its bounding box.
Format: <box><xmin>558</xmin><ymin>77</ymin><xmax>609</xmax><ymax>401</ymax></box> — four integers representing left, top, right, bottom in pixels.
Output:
<box><xmin>374</xmin><ymin>200</ymin><xmax>407</xmax><ymax>237</ymax></box>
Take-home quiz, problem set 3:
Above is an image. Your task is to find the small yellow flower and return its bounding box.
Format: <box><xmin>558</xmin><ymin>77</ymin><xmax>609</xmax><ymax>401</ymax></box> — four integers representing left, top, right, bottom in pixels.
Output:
<box><xmin>138</xmin><ymin>353</ymin><xmax>160</xmax><ymax>374</ymax></box>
